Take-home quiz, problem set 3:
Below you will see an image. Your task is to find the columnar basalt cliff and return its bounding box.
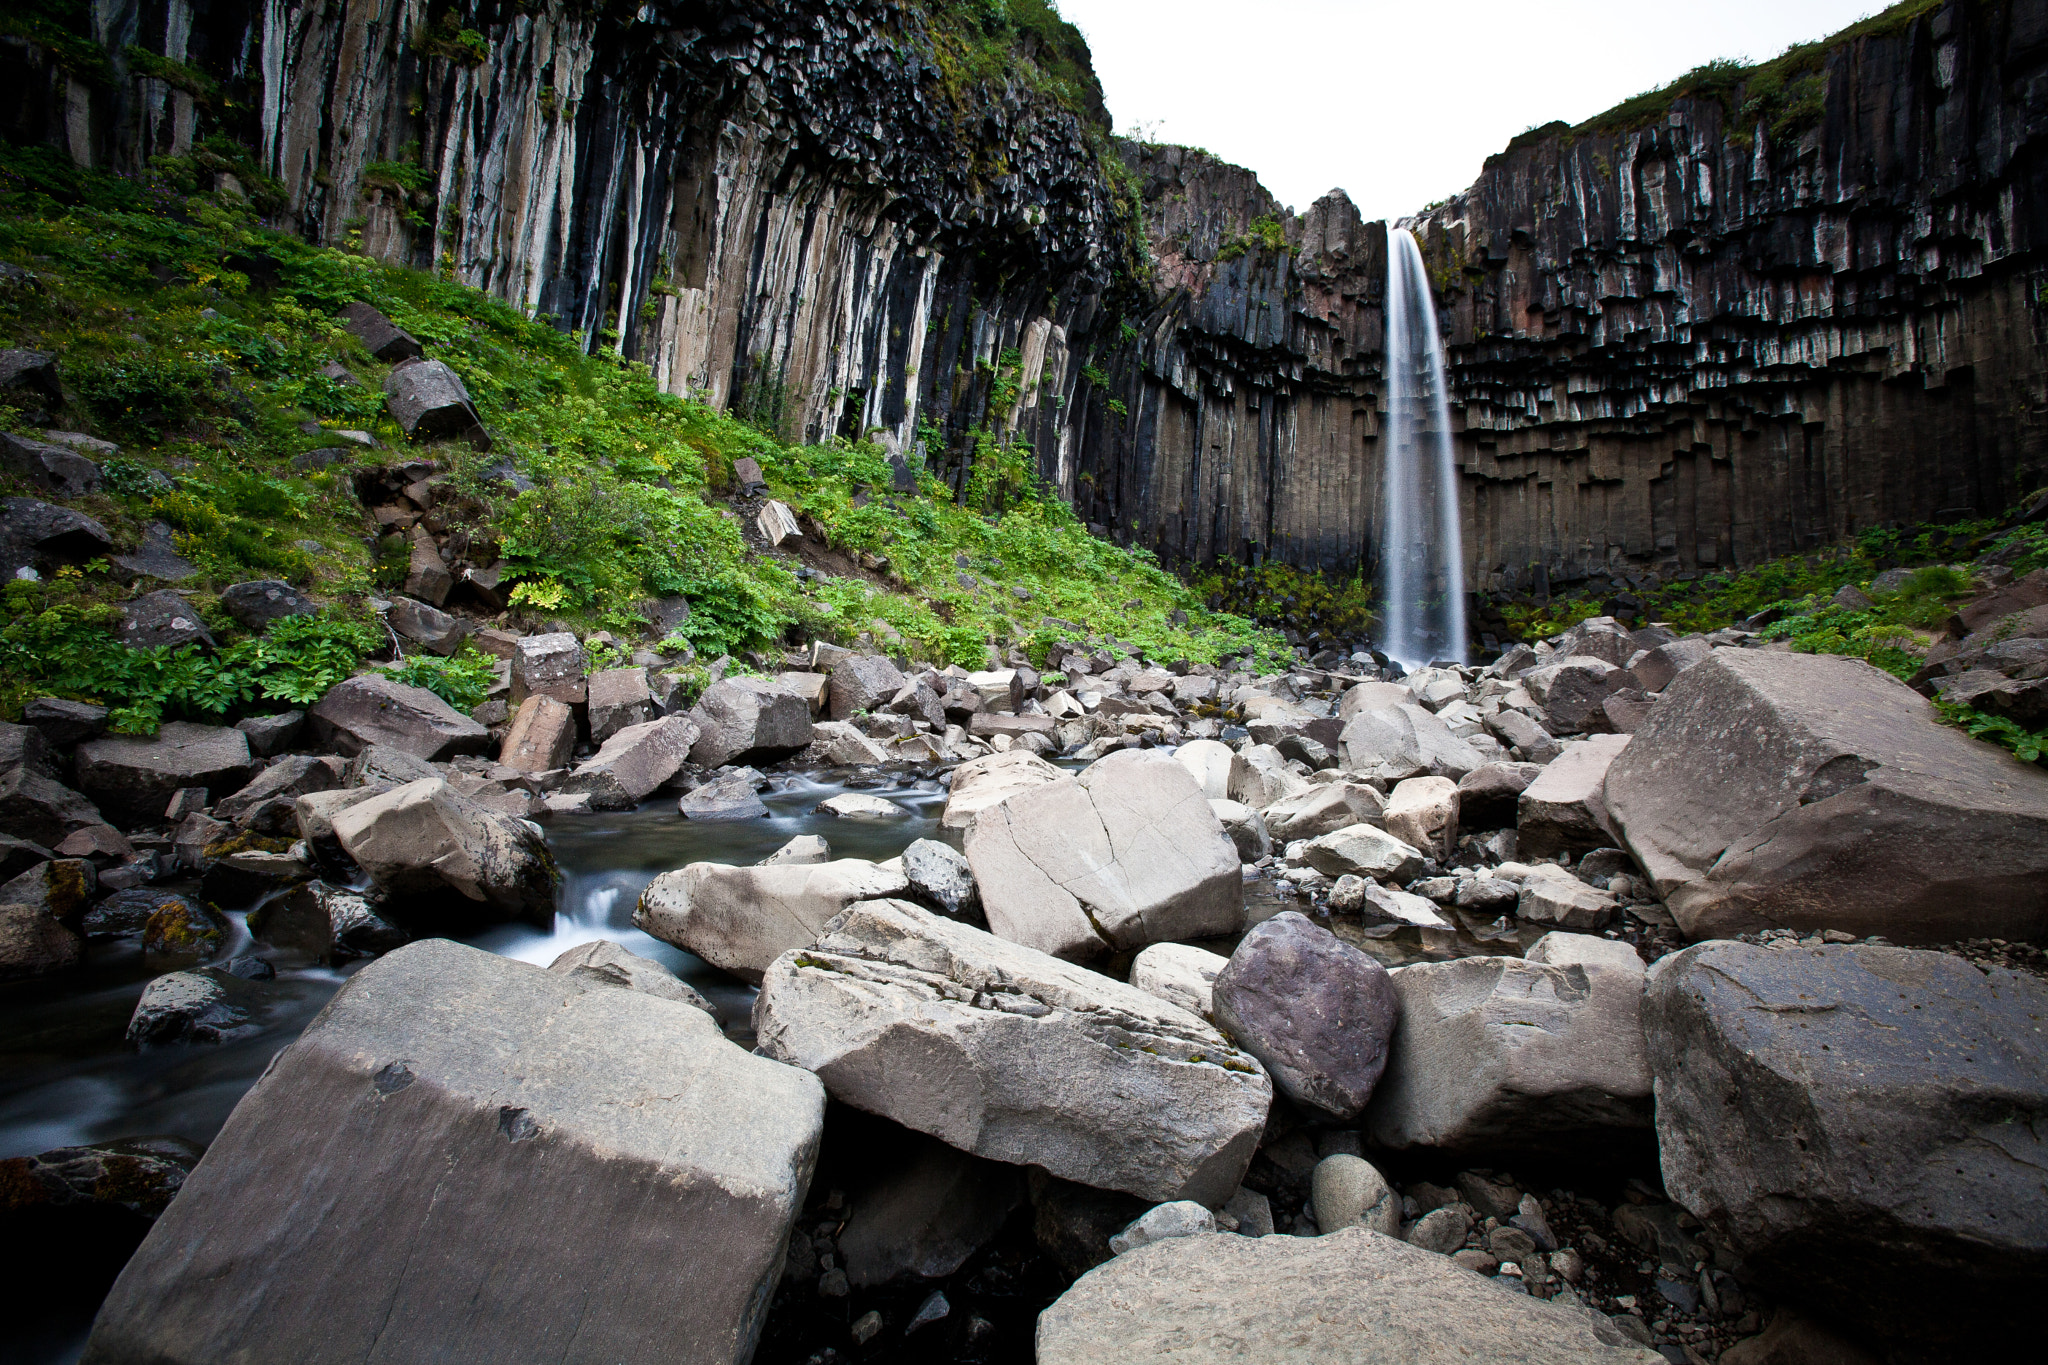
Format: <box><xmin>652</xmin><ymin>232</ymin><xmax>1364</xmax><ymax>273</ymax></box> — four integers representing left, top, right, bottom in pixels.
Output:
<box><xmin>6</xmin><ymin>0</ymin><xmax>2044</xmax><ymax>607</ymax></box>
<box><xmin>1410</xmin><ymin>0</ymin><xmax>2048</xmax><ymax>598</ymax></box>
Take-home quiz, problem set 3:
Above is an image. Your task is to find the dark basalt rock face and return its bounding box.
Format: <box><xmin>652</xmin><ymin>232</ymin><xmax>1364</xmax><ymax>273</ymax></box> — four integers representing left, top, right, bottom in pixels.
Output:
<box><xmin>7</xmin><ymin>0</ymin><xmax>2042</xmax><ymax>599</ymax></box>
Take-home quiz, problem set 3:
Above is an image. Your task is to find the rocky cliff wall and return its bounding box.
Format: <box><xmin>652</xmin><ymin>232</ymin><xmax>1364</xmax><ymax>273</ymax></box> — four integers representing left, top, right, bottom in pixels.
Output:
<box><xmin>1411</xmin><ymin>0</ymin><xmax>2048</xmax><ymax>600</ymax></box>
<box><xmin>6</xmin><ymin>0</ymin><xmax>2045</xmax><ymax>609</ymax></box>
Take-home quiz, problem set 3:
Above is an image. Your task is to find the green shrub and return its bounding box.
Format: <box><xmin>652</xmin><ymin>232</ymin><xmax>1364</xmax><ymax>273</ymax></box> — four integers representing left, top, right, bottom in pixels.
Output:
<box><xmin>385</xmin><ymin>646</ymin><xmax>498</xmax><ymax>712</ymax></box>
<box><xmin>73</xmin><ymin>354</ymin><xmax>213</xmax><ymax>442</ymax></box>
<box><xmin>0</xmin><ymin>607</ymin><xmax>377</xmax><ymax>732</ymax></box>
<box><xmin>1937</xmin><ymin>701</ymin><xmax>2048</xmax><ymax>765</ymax></box>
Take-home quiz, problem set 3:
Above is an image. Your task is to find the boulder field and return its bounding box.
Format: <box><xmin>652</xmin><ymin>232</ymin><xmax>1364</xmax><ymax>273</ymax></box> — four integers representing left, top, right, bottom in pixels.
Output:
<box><xmin>7</xmin><ymin>607</ymin><xmax>2045</xmax><ymax>1364</ymax></box>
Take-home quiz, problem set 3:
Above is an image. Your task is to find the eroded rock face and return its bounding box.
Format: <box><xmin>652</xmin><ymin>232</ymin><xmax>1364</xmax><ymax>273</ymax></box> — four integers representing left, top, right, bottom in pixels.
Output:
<box><xmin>1037</xmin><ymin>1228</ymin><xmax>1661</xmax><ymax>1364</ymax></box>
<box><xmin>1367</xmin><ymin>933</ymin><xmax>1652</xmax><ymax>1152</ymax></box>
<box><xmin>1645</xmin><ymin>941</ymin><xmax>2048</xmax><ymax>1359</ymax></box>
<box><xmin>754</xmin><ymin>899</ymin><xmax>1270</xmax><ymax>1206</ymax></box>
<box><xmin>1604</xmin><ymin>650</ymin><xmax>2048</xmax><ymax>942</ymax></box>
<box><xmin>1211</xmin><ymin>912</ymin><xmax>1397</xmax><ymax>1121</ymax></box>
<box><xmin>634</xmin><ymin>859</ymin><xmax>908</xmax><ymax>981</ymax></box>
<box><xmin>964</xmin><ymin>749</ymin><xmax>1241</xmax><ymax>962</ymax></box>
<box><xmin>84</xmin><ymin>939</ymin><xmax>824</xmax><ymax>1365</ymax></box>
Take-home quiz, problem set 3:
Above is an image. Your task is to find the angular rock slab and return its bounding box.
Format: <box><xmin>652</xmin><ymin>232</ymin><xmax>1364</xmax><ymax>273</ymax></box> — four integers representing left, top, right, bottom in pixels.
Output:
<box><xmin>1212</xmin><ymin>911</ymin><xmax>1397</xmax><ymax>1120</ymax></box>
<box><xmin>940</xmin><ymin>748</ymin><xmax>1064</xmax><ymax>833</ymax></box>
<box><xmin>1337</xmin><ymin>703</ymin><xmax>1483</xmax><ymax>784</ymax></box>
<box><xmin>83</xmin><ymin>939</ymin><xmax>824</xmax><ymax>1365</ymax></box>
<box><xmin>964</xmin><ymin>749</ymin><xmax>1242</xmax><ymax>962</ymax></box>
<box><xmin>76</xmin><ymin>722</ymin><xmax>257</xmax><ymax>822</ymax></box>
<box><xmin>1366</xmin><ymin>933</ymin><xmax>1652</xmax><ymax>1152</ymax></box>
<box><xmin>559</xmin><ymin>715</ymin><xmax>699</xmax><ymax>809</ymax></box>
<box><xmin>635</xmin><ymin>859</ymin><xmax>909</xmax><ymax>981</ymax></box>
<box><xmin>1036</xmin><ymin>1228</ymin><xmax>1661</xmax><ymax>1364</ymax></box>
<box><xmin>754</xmin><ymin>899</ymin><xmax>1270</xmax><ymax>1205</ymax></box>
<box><xmin>689</xmin><ymin>677</ymin><xmax>812</xmax><ymax>768</ymax></box>
<box><xmin>1604</xmin><ymin>650</ymin><xmax>2048</xmax><ymax>942</ymax></box>
<box><xmin>330</xmin><ymin>778</ymin><xmax>555</xmax><ymax>927</ymax></box>
<box><xmin>1517</xmin><ymin>733</ymin><xmax>1629</xmax><ymax>860</ymax></box>
<box><xmin>1644</xmin><ymin>940</ymin><xmax>2048</xmax><ymax>1358</ymax></box>
<box><xmin>309</xmin><ymin>675</ymin><xmax>490</xmax><ymax>761</ymax></box>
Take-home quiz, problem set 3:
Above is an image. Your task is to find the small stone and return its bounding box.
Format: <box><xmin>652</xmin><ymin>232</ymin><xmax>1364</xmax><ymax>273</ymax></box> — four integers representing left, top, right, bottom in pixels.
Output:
<box><xmin>850</xmin><ymin>1310</ymin><xmax>883</xmax><ymax>1344</ymax></box>
<box><xmin>815</xmin><ymin>792</ymin><xmax>910</xmax><ymax>820</ymax></box>
<box><xmin>1311</xmin><ymin>1153</ymin><xmax>1400</xmax><ymax>1236</ymax></box>
<box><xmin>1108</xmin><ymin>1201</ymin><xmax>1217</xmax><ymax>1255</ymax></box>
<box><xmin>905</xmin><ymin>1290</ymin><xmax>950</xmax><ymax>1334</ymax></box>
<box><xmin>1406</xmin><ymin>1205</ymin><xmax>1474</xmax><ymax>1254</ymax></box>
<box><xmin>818</xmin><ymin>1268</ymin><xmax>849</xmax><ymax>1298</ymax></box>
<box><xmin>1451</xmin><ymin>1248</ymin><xmax>1499</xmax><ymax>1275</ymax></box>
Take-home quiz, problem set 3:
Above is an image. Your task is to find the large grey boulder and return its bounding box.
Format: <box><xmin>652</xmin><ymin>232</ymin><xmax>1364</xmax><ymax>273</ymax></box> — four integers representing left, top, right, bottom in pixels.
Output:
<box><xmin>676</xmin><ymin>773</ymin><xmax>769</xmax><ymax>821</ymax></box>
<box><xmin>900</xmin><ymin>837</ymin><xmax>979</xmax><ymax>919</ymax></box>
<box><xmin>1036</xmin><ymin>1227</ymin><xmax>1661</xmax><ymax>1364</ymax></box>
<box><xmin>1516</xmin><ymin>734</ymin><xmax>1629</xmax><ymax>859</ymax></box>
<box><xmin>0</xmin><ymin>722</ymin><xmax>104</xmax><ymax>845</ymax></box>
<box><xmin>634</xmin><ymin>858</ymin><xmax>908</xmax><ymax>981</ymax></box>
<box><xmin>940</xmin><ymin>749</ymin><xmax>1065</xmax><ymax>833</ymax></box>
<box><xmin>1211</xmin><ymin>911</ymin><xmax>1398</xmax><ymax>1120</ymax></box>
<box><xmin>1300</xmin><ymin>823</ymin><xmax>1426</xmax><ymax>882</ymax></box>
<box><xmin>1260</xmin><ymin>781</ymin><xmax>1387</xmax><ymax>843</ymax></box>
<box><xmin>1630</xmin><ymin>637</ymin><xmax>1713</xmax><ymax>693</ymax></box>
<box><xmin>829</xmin><ymin>655</ymin><xmax>908</xmax><ymax>719</ymax></box>
<box><xmin>76</xmin><ymin>722</ymin><xmax>257</xmax><ymax>822</ymax></box>
<box><xmin>1604</xmin><ymin>650</ymin><xmax>2048</xmax><ymax>942</ymax></box>
<box><xmin>116</xmin><ymin>590</ymin><xmax>213</xmax><ymax>650</ymax></box>
<box><xmin>510</xmin><ymin>632</ymin><xmax>586</xmax><ymax>707</ymax></box>
<box><xmin>309</xmin><ymin>675</ymin><xmax>491</xmax><ymax>761</ymax></box>
<box><xmin>1366</xmin><ymin>933</ymin><xmax>1652</xmax><ymax>1151</ymax></box>
<box><xmin>754</xmin><ymin>899</ymin><xmax>1271</xmax><ymax>1205</ymax></box>
<box><xmin>0</xmin><ymin>498</ymin><xmax>112</xmax><ymax>574</ymax></box>
<box><xmin>1455</xmin><ymin>760</ymin><xmax>1545</xmax><ymax>829</ymax></box>
<box><xmin>1520</xmin><ymin>655</ymin><xmax>1627</xmax><ymax>734</ymax></box>
<box><xmin>964</xmin><ymin>749</ymin><xmax>1242</xmax><ymax>962</ymax></box>
<box><xmin>0</xmin><ymin>430</ymin><xmax>100</xmax><ymax>496</ymax></box>
<box><xmin>586</xmin><ymin>666</ymin><xmax>656</xmax><ymax>743</ymax></box>
<box><xmin>83</xmin><ymin>939</ymin><xmax>824</xmax><ymax>1365</ymax></box>
<box><xmin>330</xmin><ymin>778</ymin><xmax>556</xmax><ymax>927</ymax></box>
<box><xmin>386</xmin><ymin>597</ymin><xmax>468</xmax><ymax>655</ymax></box>
<box><xmin>1645</xmin><ymin>941</ymin><xmax>2048</xmax><ymax>1358</ymax></box>
<box><xmin>383</xmin><ymin>358</ymin><xmax>487</xmax><ymax>445</ymax></box>
<box><xmin>559</xmin><ymin>715</ymin><xmax>700</xmax><ymax>810</ymax></box>
<box><xmin>688</xmin><ymin>677</ymin><xmax>812</xmax><ymax>768</ymax></box>
<box><xmin>337</xmin><ymin>300</ymin><xmax>423</xmax><ymax>361</ymax></box>
<box><xmin>1382</xmin><ymin>776</ymin><xmax>1459</xmax><ymax>860</ymax></box>
<box><xmin>1337</xmin><ymin>703</ymin><xmax>1483</xmax><ymax>783</ymax></box>
<box><xmin>1170</xmin><ymin>738</ymin><xmax>1236</xmax><ymax>800</ymax></box>
<box><xmin>220</xmin><ymin>579</ymin><xmax>318</xmax><ymax>631</ymax></box>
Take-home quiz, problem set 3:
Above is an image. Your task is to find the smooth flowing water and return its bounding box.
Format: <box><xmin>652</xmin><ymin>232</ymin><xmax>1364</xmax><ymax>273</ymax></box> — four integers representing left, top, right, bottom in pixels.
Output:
<box><xmin>1378</xmin><ymin>226</ymin><xmax>1468</xmax><ymax>667</ymax></box>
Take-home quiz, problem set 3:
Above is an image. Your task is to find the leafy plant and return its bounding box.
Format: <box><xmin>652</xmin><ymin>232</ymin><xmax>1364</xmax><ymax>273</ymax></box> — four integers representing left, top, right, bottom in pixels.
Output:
<box><xmin>72</xmin><ymin>354</ymin><xmax>213</xmax><ymax>442</ymax></box>
<box><xmin>0</xmin><ymin>606</ymin><xmax>377</xmax><ymax>732</ymax></box>
<box><xmin>385</xmin><ymin>646</ymin><xmax>499</xmax><ymax>712</ymax></box>
<box><xmin>1937</xmin><ymin>701</ymin><xmax>2048</xmax><ymax>765</ymax></box>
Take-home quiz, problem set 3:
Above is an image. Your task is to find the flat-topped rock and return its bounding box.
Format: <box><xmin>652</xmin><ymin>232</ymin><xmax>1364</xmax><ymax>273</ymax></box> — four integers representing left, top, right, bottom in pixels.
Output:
<box><xmin>76</xmin><ymin>723</ymin><xmax>257</xmax><ymax>822</ymax></box>
<box><xmin>309</xmin><ymin>676</ymin><xmax>491</xmax><ymax>761</ymax></box>
<box><xmin>635</xmin><ymin>858</ymin><xmax>908</xmax><ymax>981</ymax></box>
<box><xmin>1037</xmin><ymin>1227</ymin><xmax>1660</xmax><ymax>1364</ymax></box>
<box><xmin>84</xmin><ymin>939</ymin><xmax>823</xmax><ymax>1365</ymax></box>
<box><xmin>1605</xmin><ymin>650</ymin><xmax>2048</xmax><ymax>942</ymax></box>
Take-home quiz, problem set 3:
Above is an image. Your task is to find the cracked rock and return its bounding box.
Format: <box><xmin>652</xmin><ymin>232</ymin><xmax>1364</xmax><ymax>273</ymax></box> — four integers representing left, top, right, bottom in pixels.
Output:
<box><xmin>1366</xmin><ymin>933</ymin><xmax>1652</xmax><ymax>1151</ymax></box>
<box><xmin>635</xmin><ymin>858</ymin><xmax>908</xmax><ymax>981</ymax></box>
<box><xmin>964</xmin><ymin>748</ymin><xmax>1242</xmax><ymax>962</ymax></box>
<box><xmin>754</xmin><ymin>898</ymin><xmax>1270</xmax><ymax>1205</ymax></box>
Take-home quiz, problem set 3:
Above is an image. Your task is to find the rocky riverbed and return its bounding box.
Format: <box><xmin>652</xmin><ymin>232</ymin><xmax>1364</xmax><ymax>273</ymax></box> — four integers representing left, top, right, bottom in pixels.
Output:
<box><xmin>3</xmin><ymin>598</ymin><xmax>2046</xmax><ymax>1364</ymax></box>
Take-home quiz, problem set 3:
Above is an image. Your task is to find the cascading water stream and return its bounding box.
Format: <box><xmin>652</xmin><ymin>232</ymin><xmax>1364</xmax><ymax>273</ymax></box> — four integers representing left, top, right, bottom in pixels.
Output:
<box><xmin>1377</xmin><ymin>227</ymin><xmax>1468</xmax><ymax>667</ymax></box>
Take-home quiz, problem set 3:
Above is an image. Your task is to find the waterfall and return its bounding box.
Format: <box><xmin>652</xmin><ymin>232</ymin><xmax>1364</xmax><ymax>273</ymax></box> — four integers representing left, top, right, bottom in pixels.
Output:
<box><xmin>1377</xmin><ymin>227</ymin><xmax>1468</xmax><ymax>667</ymax></box>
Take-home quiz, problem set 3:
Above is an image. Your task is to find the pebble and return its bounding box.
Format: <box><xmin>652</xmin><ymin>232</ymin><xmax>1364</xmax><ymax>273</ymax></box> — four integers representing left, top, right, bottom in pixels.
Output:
<box><xmin>850</xmin><ymin>1310</ymin><xmax>882</xmax><ymax>1344</ymax></box>
<box><xmin>905</xmin><ymin>1291</ymin><xmax>949</xmax><ymax>1334</ymax></box>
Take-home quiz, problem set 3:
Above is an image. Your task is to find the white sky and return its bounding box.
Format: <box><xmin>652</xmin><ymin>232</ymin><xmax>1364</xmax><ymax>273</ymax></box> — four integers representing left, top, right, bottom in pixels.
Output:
<box><xmin>1059</xmin><ymin>0</ymin><xmax>1891</xmax><ymax>222</ymax></box>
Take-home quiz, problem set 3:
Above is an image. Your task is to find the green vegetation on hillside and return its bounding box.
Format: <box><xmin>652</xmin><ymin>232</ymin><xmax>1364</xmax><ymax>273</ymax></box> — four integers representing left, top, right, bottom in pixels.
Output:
<box><xmin>1570</xmin><ymin>0</ymin><xmax>1942</xmax><ymax>144</ymax></box>
<box><xmin>0</xmin><ymin>142</ymin><xmax>1285</xmax><ymax>730</ymax></box>
<box><xmin>912</xmin><ymin>0</ymin><xmax>1105</xmax><ymax>129</ymax></box>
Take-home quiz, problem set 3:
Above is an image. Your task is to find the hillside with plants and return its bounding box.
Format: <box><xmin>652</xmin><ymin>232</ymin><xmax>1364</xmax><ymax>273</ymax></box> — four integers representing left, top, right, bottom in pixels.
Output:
<box><xmin>0</xmin><ymin>144</ymin><xmax>1287</xmax><ymax>733</ymax></box>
